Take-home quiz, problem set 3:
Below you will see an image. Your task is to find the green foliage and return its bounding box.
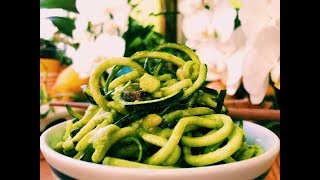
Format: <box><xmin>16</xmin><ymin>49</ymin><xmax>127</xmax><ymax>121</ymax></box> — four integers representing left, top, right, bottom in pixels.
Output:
<box><xmin>234</xmin><ymin>9</ymin><xmax>241</xmax><ymax>29</ymax></box>
<box><xmin>40</xmin><ymin>0</ymin><xmax>78</xmax><ymax>13</ymax></box>
<box><xmin>40</xmin><ymin>38</ymin><xmax>73</xmax><ymax>66</ymax></box>
<box><xmin>40</xmin><ymin>38</ymin><xmax>58</xmax><ymax>59</ymax></box>
<box><xmin>47</xmin><ymin>16</ymin><xmax>75</xmax><ymax>37</ymax></box>
<box><xmin>123</xmin><ymin>17</ymin><xmax>166</xmax><ymax>57</ymax></box>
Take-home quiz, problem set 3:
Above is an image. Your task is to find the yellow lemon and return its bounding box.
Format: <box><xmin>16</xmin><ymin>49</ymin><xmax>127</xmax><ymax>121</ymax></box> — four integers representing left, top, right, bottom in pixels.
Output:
<box><xmin>50</xmin><ymin>65</ymin><xmax>89</xmax><ymax>101</ymax></box>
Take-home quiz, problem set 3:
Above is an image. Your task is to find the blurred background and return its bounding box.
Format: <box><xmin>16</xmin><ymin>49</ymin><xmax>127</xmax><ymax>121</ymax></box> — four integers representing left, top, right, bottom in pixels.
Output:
<box><xmin>40</xmin><ymin>0</ymin><xmax>279</xmax><ymax>135</ymax></box>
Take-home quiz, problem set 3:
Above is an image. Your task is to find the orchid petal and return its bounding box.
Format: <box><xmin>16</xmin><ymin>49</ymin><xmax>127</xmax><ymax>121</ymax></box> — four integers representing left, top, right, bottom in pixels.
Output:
<box><xmin>246</xmin><ymin>73</ymin><xmax>269</xmax><ymax>105</ymax></box>
<box><xmin>182</xmin><ymin>9</ymin><xmax>214</xmax><ymax>42</ymax></box>
<box><xmin>178</xmin><ymin>0</ymin><xmax>205</xmax><ymax>16</ymax></box>
<box><xmin>65</xmin><ymin>45</ymin><xmax>76</xmax><ymax>60</ymax></box>
<box><xmin>72</xmin><ymin>28</ymin><xmax>94</xmax><ymax>43</ymax></box>
<box><xmin>104</xmin><ymin>0</ymin><xmax>129</xmax><ymax>10</ymax></box>
<box><xmin>238</xmin><ymin>0</ymin><xmax>270</xmax><ymax>39</ymax></box>
<box><xmin>74</xmin><ymin>16</ymin><xmax>89</xmax><ymax>31</ymax></box>
<box><xmin>242</xmin><ymin>26</ymin><xmax>280</xmax><ymax>104</ymax></box>
<box><xmin>195</xmin><ymin>41</ymin><xmax>226</xmax><ymax>81</ymax></box>
<box><xmin>111</xmin><ymin>9</ymin><xmax>131</xmax><ymax>35</ymax></box>
<box><xmin>72</xmin><ymin>16</ymin><xmax>95</xmax><ymax>43</ymax></box>
<box><xmin>40</xmin><ymin>19</ymin><xmax>57</xmax><ymax>40</ymax></box>
<box><xmin>185</xmin><ymin>40</ymin><xmax>201</xmax><ymax>50</ymax></box>
<box><xmin>228</xmin><ymin>27</ymin><xmax>247</xmax><ymax>49</ymax></box>
<box><xmin>95</xmin><ymin>34</ymin><xmax>126</xmax><ymax>58</ymax></box>
<box><xmin>103</xmin><ymin>11</ymin><xmax>130</xmax><ymax>36</ymax></box>
<box><xmin>104</xmin><ymin>0</ymin><xmax>131</xmax><ymax>35</ymax></box>
<box><xmin>72</xmin><ymin>42</ymin><xmax>98</xmax><ymax>78</ymax></box>
<box><xmin>275</xmin><ymin>17</ymin><xmax>280</xmax><ymax>29</ymax></box>
<box><xmin>102</xmin><ymin>20</ymin><xmax>119</xmax><ymax>36</ymax></box>
<box><xmin>267</xmin><ymin>0</ymin><xmax>280</xmax><ymax>21</ymax></box>
<box><xmin>72</xmin><ymin>34</ymin><xmax>125</xmax><ymax>79</ymax></box>
<box><xmin>270</xmin><ymin>60</ymin><xmax>280</xmax><ymax>90</ymax></box>
<box><xmin>76</xmin><ymin>0</ymin><xmax>130</xmax><ymax>25</ymax></box>
<box><xmin>76</xmin><ymin>0</ymin><xmax>105</xmax><ymax>24</ymax></box>
<box><xmin>210</xmin><ymin>0</ymin><xmax>237</xmax><ymax>42</ymax></box>
<box><xmin>40</xmin><ymin>9</ymin><xmax>68</xmax><ymax>19</ymax></box>
<box><xmin>215</xmin><ymin>26</ymin><xmax>246</xmax><ymax>55</ymax></box>
<box><xmin>225</xmin><ymin>46</ymin><xmax>248</xmax><ymax>96</ymax></box>
<box><xmin>196</xmin><ymin>42</ymin><xmax>224</xmax><ymax>65</ymax></box>
<box><xmin>204</xmin><ymin>0</ymin><xmax>224</xmax><ymax>8</ymax></box>
<box><xmin>40</xmin><ymin>7</ymin><xmax>67</xmax><ymax>39</ymax></box>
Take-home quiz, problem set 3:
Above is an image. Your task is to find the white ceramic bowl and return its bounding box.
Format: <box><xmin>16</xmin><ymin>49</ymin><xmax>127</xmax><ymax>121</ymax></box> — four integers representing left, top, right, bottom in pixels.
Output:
<box><xmin>40</xmin><ymin>106</ymin><xmax>86</xmax><ymax>133</ymax></box>
<box><xmin>40</xmin><ymin>121</ymin><xmax>280</xmax><ymax>180</ymax></box>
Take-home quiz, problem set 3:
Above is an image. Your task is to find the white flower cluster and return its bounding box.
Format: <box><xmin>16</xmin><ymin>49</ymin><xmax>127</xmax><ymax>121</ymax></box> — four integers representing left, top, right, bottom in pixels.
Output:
<box><xmin>68</xmin><ymin>0</ymin><xmax>131</xmax><ymax>79</ymax></box>
<box><xmin>179</xmin><ymin>0</ymin><xmax>280</xmax><ymax>104</ymax></box>
<box><xmin>40</xmin><ymin>9</ymin><xmax>67</xmax><ymax>40</ymax></box>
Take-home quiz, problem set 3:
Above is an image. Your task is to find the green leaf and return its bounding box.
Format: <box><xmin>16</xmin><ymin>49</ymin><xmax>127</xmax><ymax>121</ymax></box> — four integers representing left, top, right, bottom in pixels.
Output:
<box><xmin>40</xmin><ymin>38</ymin><xmax>59</xmax><ymax>59</ymax></box>
<box><xmin>234</xmin><ymin>9</ymin><xmax>241</xmax><ymax>29</ymax></box>
<box><xmin>40</xmin><ymin>0</ymin><xmax>78</xmax><ymax>13</ymax></box>
<box><xmin>123</xmin><ymin>17</ymin><xmax>165</xmax><ymax>57</ymax></box>
<box><xmin>47</xmin><ymin>16</ymin><xmax>75</xmax><ymax>37</ymax></box>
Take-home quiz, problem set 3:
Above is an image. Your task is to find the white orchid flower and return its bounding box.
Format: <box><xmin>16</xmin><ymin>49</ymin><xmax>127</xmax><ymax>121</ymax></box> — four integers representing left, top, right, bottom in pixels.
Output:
<box><xmin>181</xmin><ymin>0</ymin><xmax>237</xmax><ymax>83</ymax></box>
<box><xmin>242</xmin><ymin>26</ymin><xmax>280</xmax><ymax>104</ymax></box>
<box><xmin>182</xmin><ymin>9</ymin><xmax>214</xmax><ymax>43</ymax></box>
<box><xmin>65</xmin><ymin>45</ymin><xmax>77</xmax><ymax>60</ymax></box>
<box><xmin>178</xmin><ymin>0</ymin><xmax>207</xmax><ymax>16</ymax></box>
<box><xmin>71</xmin><ymin>41</ymin><xmax>96</xmax><ymax>79</ymax></box>
<box><xmin>40</xmin><ymin>18</ymin><xmax>58</xmax><ymax>40</ymax></box>
<box><xmin>40</xmin><ymin>9</ymin><xmax>69</xmax><ymax>40</ymax></box>
<box><xmin>40</xmin><ymin>8</ymin><xmax>68</xmax><ymax>19</ymax></box>
<box><xmin>72</xmin><ymin>34</ymin><xmax>125</xmax><ymax>79</ymax></box>
<box><xmin>224</xmin><ymin>46</ymin><xmax>248</xmax><ymax>95</ymax></box>
<box><xmin>191</xmin><ymin>27</ymin><xmax>247</xmax><ymax>93</ymax></box>
<box><xmin>72</xmin><ymin>16</ymin><xmax>95</xmax><ymax>43</ymax></box>
<box><xmin>194</xmin><ymin>40</ymin><xmax>227</xmax><ymax>81</ymax></box>
<box><xmin>239</xmin><ymin>0</ymin><xmax>280</xmax><ymax>104</ymax></box>
<box><xmin>223</xmin><ymin>27</ymin><xmax>247</xmax><ymax>95</ymax></box>
<box><xmin>94</xmin><ymin>34</ymin><xmax>126</xmax><ymax>59</ymax></box>
<box><xmin>181</xmin><ymin>0</ymin><xmax>236</xmax><ymax>45</ymax></box>
<box><xmin>178</xmin><ymin>0</ymin><xmax>230</xmax><ymax>16</ymax></box>
<box><xmin>75</xmin><ymin>0</ymin><xmax>105</xmax><ymax>24</ymax></box>
<box><xmin>76</xmin><ymin>0</ymin><xmax>131</xmax><ymax>36</ymax></box>
<box><xmin>209</xmin><ymin>0</ymin><xmax>237</xmax><ymax>42</ymax></box>
<box><xmin>103</xmin><ymin>4</ymin><xmax>131</xmax><ymax>36</ymax></box>
<box><xmin>239</xmin><ymin>0</ymin><xmax>279</xmax><ymax>40</ymax></box>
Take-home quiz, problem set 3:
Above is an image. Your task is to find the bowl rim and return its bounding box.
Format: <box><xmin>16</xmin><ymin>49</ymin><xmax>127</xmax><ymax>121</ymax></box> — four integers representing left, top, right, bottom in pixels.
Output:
<box><xmin>40</xmin><ymin>120</ymin><xmax>280</xmax><ymax>174</ymax></box>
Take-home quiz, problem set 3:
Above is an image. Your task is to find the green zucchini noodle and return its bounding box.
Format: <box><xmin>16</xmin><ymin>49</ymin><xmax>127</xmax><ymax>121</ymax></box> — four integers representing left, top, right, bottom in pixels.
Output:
<box><xmin>55</xmin><ymin>43</ymin><xmax>264</xmax><ymax>168</ymax></box>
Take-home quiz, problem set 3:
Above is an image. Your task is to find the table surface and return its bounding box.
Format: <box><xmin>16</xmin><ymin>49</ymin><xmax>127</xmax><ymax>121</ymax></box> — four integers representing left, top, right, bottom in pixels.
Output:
<box><xmin>40</xmin><ymin>152</ymin><xmax>280</xmax><ymax>180</ymax></box>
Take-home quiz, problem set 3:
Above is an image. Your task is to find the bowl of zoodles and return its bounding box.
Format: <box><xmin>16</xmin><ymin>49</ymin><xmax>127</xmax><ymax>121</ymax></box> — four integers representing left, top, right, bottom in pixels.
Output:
<box><xmin>40</xmin><ymin>43</ymin><xmax>280</xmax><ymax>180</ymax></box>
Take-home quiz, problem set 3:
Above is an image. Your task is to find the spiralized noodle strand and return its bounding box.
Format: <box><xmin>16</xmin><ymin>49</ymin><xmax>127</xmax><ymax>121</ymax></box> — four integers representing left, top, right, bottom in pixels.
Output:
<box><xmin>183</xmin><ymin>126</ymin><xmax>243</xmax><ymax>166</ymax></box>
<box><xmin>144</xmin><ymin>116</ymin><xmax>223</xmax><ymax>165</ymax></box>
<box><xmin>89</xmin><ymin>57</ymin><xmax>145</xmax><ymax>111</ymax></box>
